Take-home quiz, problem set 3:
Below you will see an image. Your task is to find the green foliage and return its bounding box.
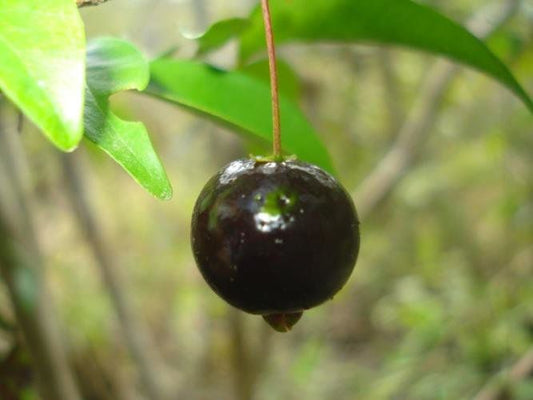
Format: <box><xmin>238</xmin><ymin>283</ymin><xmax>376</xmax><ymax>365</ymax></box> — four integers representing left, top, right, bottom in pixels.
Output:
<box><xmin>84</xmin><ymin>38</ymin><xmax>172</xmax><ymax>200</ymax></box>
<box><xmin>0</xmin><ymin>0</ymin><xmax>531</xmax><ymax>198</ymax></box>
<box><xmin>1</xmin><ymin>1</ymin><xmax>531</xmax><ymax>399</ymax></box>
<box><xmin>0</xmin><ymin>0</ymin><xmax>85</xmax><ymax>150</ymax></box>
<box><xmin>239</xmin><ymin>59</ymin><xmax>302</xmax><ymax>101</ymax></box>
<box><xmin>237</xmin><ymin>0</ymin><xmax>533</xmax><ymax>112</ymax></box>
<box><xmin>146</xmin><ymin>58</ymin><xmax>334</xmax><ymax>173</ymax></box>
<box><xmin>195</xmin><ymin>18</ymin><xmax>250</xmax><ymax>56</ymax></box>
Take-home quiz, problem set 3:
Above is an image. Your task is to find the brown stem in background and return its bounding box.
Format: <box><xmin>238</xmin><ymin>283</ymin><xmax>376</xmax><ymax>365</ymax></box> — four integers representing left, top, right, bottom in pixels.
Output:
<box><xmin>0</xmin><ymin>105</ymin><xmax>82</xmax><ymax>400</ymax></box>
<box><xmin>60</xmin><ymin>153</ymin><xmax>168</xmax><ymax>400</ymax></box>
<box><xmin>229</xmin><ymin>309</ymin><xmax>274</xmax><ymax>400</ymax></box>
<box><xmin>261</xmin><ymin>0</ymin><xmax>282</xmax><ymax>159</ymax></box>
<box><xmin>376</xmin><ymin>48</ymin><xmax>404</xmax><ymax>135</ymax></box>
<box><xmin>354</xmin><ymin>0</ymin><xmax>519</xmax><ymax>219</ymax></box>
<box><xmin>473</xmin><ymin>347</ymin><xmax>533</xmax><ymax>400</ymax></box>
<box><xmin>229</xmin><ymin>310</ymin><xmax>254</xmax><ymax>400</ymax></box>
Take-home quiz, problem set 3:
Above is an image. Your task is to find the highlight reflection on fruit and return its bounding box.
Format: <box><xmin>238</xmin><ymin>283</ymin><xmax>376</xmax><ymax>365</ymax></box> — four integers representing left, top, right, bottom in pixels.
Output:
<box><xmin>191</xmin><ymin>158</ymin><xmax>360</xmax><ymax>332</ymax></box>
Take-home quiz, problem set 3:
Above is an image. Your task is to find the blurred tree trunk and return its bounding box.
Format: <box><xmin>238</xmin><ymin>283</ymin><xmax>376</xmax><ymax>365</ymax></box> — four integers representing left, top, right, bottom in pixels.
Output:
<box><xmin>0</xmin><ymin>105</ymin><xmax>82</xmax><ymax>400</ymax></box>
<box><xmin>229</xmin><ymin>310</ymin><xmax>255</xmax><ymax>400</ymax></box>
<box><xmin>376</xmin><ymin>48</ymin><xmax>404</xmax><ymax>136</ymax></box>
<box><xmin>61</xmin><ymin>152</ymin><xmax>168</xmax><ymax>400</ymax></box>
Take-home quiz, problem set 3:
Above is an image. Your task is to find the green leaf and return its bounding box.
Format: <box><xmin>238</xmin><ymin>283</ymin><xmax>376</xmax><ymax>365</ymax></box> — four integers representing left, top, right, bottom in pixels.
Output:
<box><xmin>239</xmin><ymin>0</ymin><xmax>533</xmax><ymax>112</ymax></box>
<box><xmin>146</xmin><ymin>58</ymin><xmax>334</xmax><ymax>173</ymax></box>
<box><xmin>0</xmin><ymin>0</ymin><xmax>85</xmax><ymax>150</ymax></box>
<box><xmin>239</xmin><ymin>59</ymin><xmax>302</xmax><ymax>101</ymax></box>
<box><xmin>85</xmin><ymin>38</ymin><xmax>172</xmax><ymax>200</ymax></box>
<box><xmin>196</xmin><ymin>18</ymin><xmax>250</xmax><ymax>55</ymax></box>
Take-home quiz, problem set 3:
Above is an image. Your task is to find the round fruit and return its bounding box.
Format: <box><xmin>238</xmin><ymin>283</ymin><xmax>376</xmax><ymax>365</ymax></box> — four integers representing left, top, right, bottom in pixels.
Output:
<box><xmin>191</xmin><ymin>158</ymin><xmax>360</xmax><ymax>324</ymax></box>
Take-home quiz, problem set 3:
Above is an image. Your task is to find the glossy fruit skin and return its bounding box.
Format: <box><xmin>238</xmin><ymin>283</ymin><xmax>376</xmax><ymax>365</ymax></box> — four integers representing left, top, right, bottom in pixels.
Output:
<box><xmin>191</xmin><ymin>159</ymin><xmax>360</xmax><ymax>315</ymax></box>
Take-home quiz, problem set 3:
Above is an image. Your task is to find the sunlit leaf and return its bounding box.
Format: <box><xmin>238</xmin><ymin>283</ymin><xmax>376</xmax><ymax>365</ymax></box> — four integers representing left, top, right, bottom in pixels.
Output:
<box><xmin>196</xmin><ymin>18</ymin><xmax>250</xmax><ymax>55</ymax></box>
<box><xmin>147</xmin><ymin>58</ymin><xmax>334</xmax><ymax>173</ymax></box>
<box><xmin>0</xmin><ymin>0</ymin><xmax>85</xmax><ymax>150</ymax></box>
<box><xmin>239</xmin><ymin>0</ymin><xmax>533</xmax><ymax>112</ymax></box>
<box><xmin>85</xmin><ymin>38</ymin><xmax>172</xmax><ymax>200</ymax></box>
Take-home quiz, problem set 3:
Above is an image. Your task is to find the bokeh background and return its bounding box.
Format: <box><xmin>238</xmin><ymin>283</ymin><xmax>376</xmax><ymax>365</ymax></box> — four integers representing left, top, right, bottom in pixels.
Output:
<box><xmin>0</xmin><ymin>0</ymin><xmax>532</xmax><ymax>399</ymax></box>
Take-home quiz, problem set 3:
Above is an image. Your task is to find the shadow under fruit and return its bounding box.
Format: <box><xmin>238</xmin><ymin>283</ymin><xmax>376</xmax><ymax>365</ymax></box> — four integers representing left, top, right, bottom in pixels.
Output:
<box><xmin>191</xmin><ymin>158</ymin><xmax>360</xmax><ymax>332</ymax></box>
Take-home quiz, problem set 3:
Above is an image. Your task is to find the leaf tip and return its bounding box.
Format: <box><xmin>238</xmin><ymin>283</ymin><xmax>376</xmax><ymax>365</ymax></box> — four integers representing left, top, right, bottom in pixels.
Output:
<box><xmin>50</xmin><ymin>129</ymin><xmax>83</xmax><ymax>153</ymax></box>
<box><xmin>157</xmin><ymin>185</ymin><xmax>173</xmax><ymax>201</ymax></box>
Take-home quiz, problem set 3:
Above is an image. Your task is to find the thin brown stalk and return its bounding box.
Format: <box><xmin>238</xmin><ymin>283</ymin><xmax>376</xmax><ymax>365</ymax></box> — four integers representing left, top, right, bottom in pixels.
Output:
<box><xmin>261</xmin><ymin>0</ymin><xmax>282</xmax><ymax>159</ymax></box>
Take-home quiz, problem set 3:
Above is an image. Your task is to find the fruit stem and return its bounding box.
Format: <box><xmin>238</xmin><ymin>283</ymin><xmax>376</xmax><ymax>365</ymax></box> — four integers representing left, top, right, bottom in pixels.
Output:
<box><xmin>261</xmin><ymin>0</ymin><xmax>282</xmax><ymax>160</ymax></box>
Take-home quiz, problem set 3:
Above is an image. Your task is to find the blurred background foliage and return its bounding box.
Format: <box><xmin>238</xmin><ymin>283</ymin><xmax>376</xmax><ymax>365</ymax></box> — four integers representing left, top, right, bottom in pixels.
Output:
<box><xmin>0</xmin><ymin>0</ymin><xmax>532</xmax><ymax>399</ymax></box>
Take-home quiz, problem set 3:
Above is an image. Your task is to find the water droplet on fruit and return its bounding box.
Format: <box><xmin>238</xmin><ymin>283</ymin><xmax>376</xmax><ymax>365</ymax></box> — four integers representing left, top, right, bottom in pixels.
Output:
<box><xmin>254</xmin><ymin>212</ymin><xmax>284</xmax><ymax>232</ymax></box>
<box><xmin>191</xmin><ymin>158</ymin><xmax>360</xmax><ymax>324</ymax></box>
<box><xmin>219</xmin><ymin>159</ymin><xmax>254</xmax><ymax>184</ymax></box>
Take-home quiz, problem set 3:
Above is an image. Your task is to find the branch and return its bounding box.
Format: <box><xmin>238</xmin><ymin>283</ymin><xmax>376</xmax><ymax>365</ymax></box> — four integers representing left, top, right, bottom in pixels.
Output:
<box><xmin>473</xmin><ymin>347</ymin><xmax>533</xmax><ymax>400</ymax></box>
<box><xmin>228</xmin><ymin>309</ymin><xmax>274</xmax><ymax>400</ymax></box>
<box><xmin>60</xmin><ymin>153</ymin><xmax>168</xmax><ymax>400</ymax></box>
<box><xmin>354</xmin><ymin>0</ymin><xmax>520</xmax><ymax>220</ymax></box>
<box><xmin>377</xmin><ymin>48</ymin><xmax>404</xmax><ymax>135</ymax></box>
<box><xmin>0</xmin><ymin>105</ymin><xmax>82</xmax><ymax>400</ymax></box>
<box><xmin>229</xmin><ymin>310</ymin><xmax>255</xmax><ymax>400</ymax></box>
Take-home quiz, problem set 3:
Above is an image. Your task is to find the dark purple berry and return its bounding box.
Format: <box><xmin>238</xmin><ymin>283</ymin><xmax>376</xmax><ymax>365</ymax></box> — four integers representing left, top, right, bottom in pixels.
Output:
<box><xmin>191</xmin><ymin>158</ymin><xmax>360</xmax><ymax>330</ymax></box>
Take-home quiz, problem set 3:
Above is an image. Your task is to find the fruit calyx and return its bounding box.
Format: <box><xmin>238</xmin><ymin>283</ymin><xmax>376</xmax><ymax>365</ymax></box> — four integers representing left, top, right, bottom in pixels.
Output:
<box><xmin>251</xmin><ymin>154</ymin><xmax>296</xmax><ymax>164</ymax></box>
<box><xmin>191</xmin><ymin>158</ymin><xmax>360</xmax><ymax>328</ymax></box>
<box><xmin>263</xmin><ymin>312</ymin><xmax>304</xmax><ymax>332</ymax></box>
